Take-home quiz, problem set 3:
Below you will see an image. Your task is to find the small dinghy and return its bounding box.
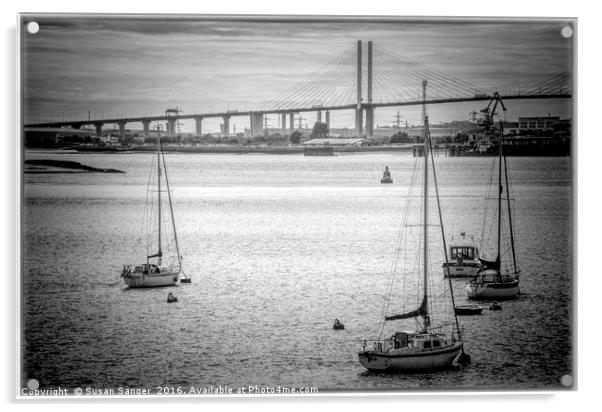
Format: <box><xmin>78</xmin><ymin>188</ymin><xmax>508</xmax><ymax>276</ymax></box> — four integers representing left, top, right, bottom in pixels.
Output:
<box><xmin>333</xmin><ymin>319</ymin><xmax>345</xmax><ymax>330</ymax></box>
<box><xmin>489</xmin><ymin>302</ymin><xmax>502</xmax><ymax>311</ymax></box>
<box><xmin>454</xmin><ymin>304</ymin><xmax>483</xmax><ymax>315</ymax></box>
<box><xmin>167</xmin><ymin>292</ymin><xmax>178</xmax><ymax>303</ymax></box>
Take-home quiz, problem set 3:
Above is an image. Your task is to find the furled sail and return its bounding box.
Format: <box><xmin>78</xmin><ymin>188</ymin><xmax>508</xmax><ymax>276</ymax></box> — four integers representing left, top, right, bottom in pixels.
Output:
<box><xmin>479</xmin><ymin>256</ymin><xmax>500</xmax><ymax>271</ymax></box>
<box><xmin>385</xmin><ymin>296</ymin><xmax>428</xmax><ymax>321</ymax></box>
<box><xmin>147</xmin><ymin>251</ymin><xmax>163</xmax><ymax>259</ymax></box>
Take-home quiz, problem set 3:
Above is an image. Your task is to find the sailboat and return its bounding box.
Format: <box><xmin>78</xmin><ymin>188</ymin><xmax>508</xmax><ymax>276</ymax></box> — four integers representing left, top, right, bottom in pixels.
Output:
<box><xmin>121</xmin><ymin>127</ymin><xmax>189</xmax><ymax>287</ymax></box>
<box><xmin>358</xmin><ymin>115</ymin><xmax>469</xmax><ymax>372</ymax></box>
<box><xmin>466</xmin><ymin>94</ymin><xmax>519</xmax><ymax>300</ymax></box>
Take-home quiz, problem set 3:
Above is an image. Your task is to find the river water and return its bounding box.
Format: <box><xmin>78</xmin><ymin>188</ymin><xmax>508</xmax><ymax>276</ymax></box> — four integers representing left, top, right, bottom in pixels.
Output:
<box><xmin>21</xmin><ymin>150</ymin><xmax>573</xmax><ymax>392</ymax></box>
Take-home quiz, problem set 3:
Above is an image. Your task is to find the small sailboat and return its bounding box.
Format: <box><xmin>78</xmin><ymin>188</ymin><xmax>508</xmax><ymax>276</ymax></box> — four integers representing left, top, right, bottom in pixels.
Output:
<box><xmin>442</xmin><ymin>232</ymin><xmax>481</xmax><ymax>278</ymax></box>
<box><xmin>467</xmin><ymin>94</ymin><xmax>519</xmax><ymax>300</ymax></box>
<box><xmin>380</xmin><ymin>166</ymin><xmax>393</xmax><ymax>184</ymax></box>
<box><xmin>358</xmin><ymin>115</ymin><xmax>469</xmax><ymax>372</ymax></box>
<box><xmin>333</xmin><ymin>319</ymin><xmax>345</xmax><ymax>330</ymax></box>
<box><xmin>121</xmin><ymin>126</ymin><xmax>189</xmax><ymax>288</ymax></box>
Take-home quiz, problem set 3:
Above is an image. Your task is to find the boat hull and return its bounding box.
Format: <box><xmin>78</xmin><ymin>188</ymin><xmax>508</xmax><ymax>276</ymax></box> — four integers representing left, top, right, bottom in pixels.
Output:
<box><xmin>123</xmin><ymin>271</ymin><xmax>179</xmax><ymax>288</ymax></box>
<box><xmin>442</xmin><ymin>264</ymin><xmax>480</xmax><ymax>278</ymax></box>
<box><xmin>466</xmin><ymin>279</ymin><xmax>519</xmax><ymax>300</ymax></box>
<box><xmin>454</xmin><ymin>305</ymin><xmax>483</xmax><ymax>315</ymax></box>
<box><xmin>358</xmin><ymin>342</ymin><xmax>463</xmax><ymax>372</ymax></box>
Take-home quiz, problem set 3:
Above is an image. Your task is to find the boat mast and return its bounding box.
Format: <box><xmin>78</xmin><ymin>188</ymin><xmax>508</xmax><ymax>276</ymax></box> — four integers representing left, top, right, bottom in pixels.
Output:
<box><xmin>502</xmin><ymin>125</ymin><xmax>518</xmax><ymax>276</ymax></box>
<box><xmin>160</xmin><ymin>149</ymin><xmax>183</xmax><ymax>272</ymax></box>
<box><xmin>496</xmin><ymin>113</ymin><xmax>502</xmax><ymax>270</ymax></box>
<box><xmin>157</xmin><ymin>125</ymin><xmax>162</xmax><ymax>265</ymax></box>
<box><xmin>488</xmin><ymin>93</ymin><xmax>508</xmax><ymax>277</ymax></box>
<box><xmin>422</xmin><ymin>79</ymin><xmax>430</xmax><ymax>332</ymax></box>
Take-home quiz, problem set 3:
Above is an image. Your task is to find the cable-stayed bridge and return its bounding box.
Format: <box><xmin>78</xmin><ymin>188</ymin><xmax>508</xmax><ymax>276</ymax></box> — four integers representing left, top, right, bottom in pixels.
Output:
<box><xmin>24</xmin><ymin>41</ymin><xmax>571</xmax><ymax>138</ymax></box>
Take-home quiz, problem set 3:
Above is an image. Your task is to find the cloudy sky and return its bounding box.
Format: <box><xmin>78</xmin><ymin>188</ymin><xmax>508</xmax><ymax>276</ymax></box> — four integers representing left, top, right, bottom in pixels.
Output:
<box><xmin>21</xmin><ymin>15</ymin><xmax>574</xmax><ymax>131</ymax></box>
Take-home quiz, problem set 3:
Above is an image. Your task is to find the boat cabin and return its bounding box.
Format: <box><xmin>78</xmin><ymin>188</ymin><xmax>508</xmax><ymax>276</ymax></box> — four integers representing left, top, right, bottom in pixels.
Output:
<box><xmin>366</xmin><ymin>332</ymin><xmax>449</xmax><ymax>353</ymax></box>
<box><xmin>134</xmin><ymin>264</ymin><xmax>162</xmax><ymax>274</ymax></box>
<box><xmin>450</xmin><ymin>246</ymin><xmax>477</xmax><ymax>261</ymax></box>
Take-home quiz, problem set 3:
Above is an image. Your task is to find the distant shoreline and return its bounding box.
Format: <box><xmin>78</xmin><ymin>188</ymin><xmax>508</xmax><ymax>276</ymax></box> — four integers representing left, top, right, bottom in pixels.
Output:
<box><xmin>25</xmin><ymin>145</ymin><xmax>416</xmax><ymax>155</ymax></box>
<box><xmin>24</xmin><ymin>144</ymin><xmax>570</xmax><ymax>157</ymax></box>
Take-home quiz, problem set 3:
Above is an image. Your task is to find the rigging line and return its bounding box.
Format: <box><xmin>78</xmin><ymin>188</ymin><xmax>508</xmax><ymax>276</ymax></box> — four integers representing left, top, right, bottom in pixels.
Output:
<box><xmin>297</xmin><ymin>64</ymin><xmax>353</xmax><ymax>107</ymax></box>
<box><xmin>376</xmin><ymin>64</ymin><xmax>448</xmax><ymax>101</ymax></box>
<box><xmin>328</xmin><ymin>80</ymin><xmax>354</xmax><ymax>107</ymax></box>
<box><xmin>291</xmin><ymin>58</ymin><xmax>355</xmax><ymax>104</ymax></box>
<box><xmin>264</xmin><ymin>61</ymin><xmax>350</xmax><ymax>110</ymax></box>
<box><xmin>329</xmin><ymin>71</ymin><xmax>357</xmax><ymax>106</ymax></box>
<box><xmin>260</xmin><ymin>46</ymin><xmax>355</xmax><ymax>109</ymax></box>
<box><xmin>262</xmin><ymin>56</ymin><xmax>351</xmax><ymax>109</ymax></box>
<box><xmin>375</xmin><ymin>48</ymin><xmax>488</xmax><ymax>97</ymax></box>
<box><xmin>374</xmin><ymin>60</ymin><xmax>429</xmax><ymax>91</ymax></box>
<box><xmin>376</xmin><ymin>46</ymin><xmax>489</xmax><ymax>94</ymax></box>
<box><xmin>294</xmin><ymin>59</ymin><xmax>352</xmax><ymax>99</ymax></box>
<box><xmin>374</xmin><ymin>61</ymin><xmax>428</xmax><ymax>92</ymax></box>
<box><xmin>373</xmin><ymin>51</ymin><xmax>453</xmax><ymax>94</ymax></box>
<box><xmin>379</xmin><ymin>159</ymin><xmax>418</xmax><ymax>318</ymax></box>
<box><xmin>373</xmin><ymin>64</ymin><xmax>419</xmax><ymax>102</ymax></box>
<box><xmin>284</xmin><ymin>60</ymin><xmax>353</xmax><ymax>108</ymax></box>
<box><xmin>160</xmin><ymin>149</ymin><xmax>183</xmax><ymax>273</ymax></box>
<box><xmin>503</xmin><ymin>154</ymin><xmax>518</xmax><ymax>276</ymax></box>
<box><xmin>378</xmin><ymin>154</ymin><xmax>421</xmax><ymax>339</ymax></box>
<box><xmin>480</xmin><ymin>154</ymin><xmax>496</xmax><ymax>250</ymax></box>
<box><xmin>378</xmin><ymin>71</ymin><xmax>425</xmax><ymax>103</ymax></box>
<box><xmin>428</xmin><ymin>126</ymin><xmax>464</xmax><ymax>342</ymax></box>
<box><xmin>138</xmin><ymin>150</ymin><xmax>155</xmax><ymax>247</ymax></box>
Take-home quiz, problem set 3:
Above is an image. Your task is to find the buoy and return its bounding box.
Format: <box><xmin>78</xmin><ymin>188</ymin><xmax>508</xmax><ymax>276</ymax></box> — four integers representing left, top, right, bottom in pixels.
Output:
<box><xmin>167</xmin><ymin>292</ymin><xmax>178</xmax><ymax>303</ymax></box>
<box><xmin>333</xmin><ymin>318</ymin><xmax>345</xmax><ymax>330</ymax></box>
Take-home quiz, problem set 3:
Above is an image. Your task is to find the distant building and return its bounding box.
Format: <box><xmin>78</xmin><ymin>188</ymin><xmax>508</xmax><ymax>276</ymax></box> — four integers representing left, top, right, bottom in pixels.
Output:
<box><xmin>518</xmin><ymin>116</ymin><xmax>560</xmax><ymax>131</ymax></box>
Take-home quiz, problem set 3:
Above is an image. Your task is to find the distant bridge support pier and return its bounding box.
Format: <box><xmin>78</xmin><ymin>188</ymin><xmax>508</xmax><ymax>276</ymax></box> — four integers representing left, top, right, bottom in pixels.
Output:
<box><xmin>325</xmin><ymin>111</ymin><xmax>330</xmax><ymax>130</ymax></box>
<box><xmin>281</xmin><ymin>113</ymin><xmax>286</xmax><ymax>134</ymax></box>
<box><xmin>222</xmin><ymin>115</ymin><xmax>230</xmax><ymax>137</ymax></box>
<box><xmin>366</xmin><ymin>41</ymin><xmax>374</xmax><ymax>138</ymax></box>
<box><xmin>167</xmin><ymin>119</ymin><xmax>176</xmax><ymax>137</ymax></box>
<box><xmin>317</xmin><ymin>110</ymin><xmax>322</xmax><ymax>123</ymax></box>
<box><xmin>365</xmin><ymin>108</ymin><xmax>374</xmax><ymax>138</ymax></box>
<box><xmin>355</xmin><ymin>108</ymin><xmax>363</xmax><ymax>137</ymax></box>
<box><xmin>194</xmin><ymin>117</ymin><xmax>203</xmax><ymax>136</ymax></box>
<box><xmin>142</xmin><ymin>120</ymin><xmax>151</xmax><ymax>138</ymax></box>
<box><xmin>355</xmin><ymin>40</ymin><xmax>363</xmax><ymax>137</ymax></box>
<box><xmin>289</xmin><ymin>112</ymin><xmax>295</xmax><ymax>133</ymax></box>
<box><xmin>118</xmin><ymin>121</ymin><xmax>127</xmax><ymax>138</ymax></box>
<box><xmin>94</xmin><ymin>123</ymin><xmax>103</xmax><ymax>137</ymax></box>
<box><xmin>250</xmin><ymin>112</ymin><xmax>264</xmax><ymax>137</ymax></box>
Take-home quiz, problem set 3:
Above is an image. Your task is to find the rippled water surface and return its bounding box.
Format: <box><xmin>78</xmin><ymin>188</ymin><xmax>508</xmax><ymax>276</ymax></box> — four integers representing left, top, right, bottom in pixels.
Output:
<box><xmin>21</xmin><ymin>150</ymin><xmax>573</xmax><ymax>392</ymax></box>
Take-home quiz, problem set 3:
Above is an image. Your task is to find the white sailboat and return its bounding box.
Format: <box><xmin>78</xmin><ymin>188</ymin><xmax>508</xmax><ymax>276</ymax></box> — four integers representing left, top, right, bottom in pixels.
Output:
<box><xmin>467</xmin><ymin>93</ymin><xmax>519</xmax><ymax>299</ymax></box>
<box><xmin>121</xmin><ymin>128</ymin><xmax>189</xmax><ymax>288</ymax></box>
<box><xmin>359</xmin><ymin>115</ymin><xmax>469</xmax><ymax>372</ymax></box>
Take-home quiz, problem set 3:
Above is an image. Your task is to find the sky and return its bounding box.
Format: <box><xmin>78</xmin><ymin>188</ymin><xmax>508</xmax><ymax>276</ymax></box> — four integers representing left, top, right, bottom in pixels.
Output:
<box><xmin>20</xmin><ymin>15</ymin><xmax>574</xmax><ymax>132</ymax></box>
